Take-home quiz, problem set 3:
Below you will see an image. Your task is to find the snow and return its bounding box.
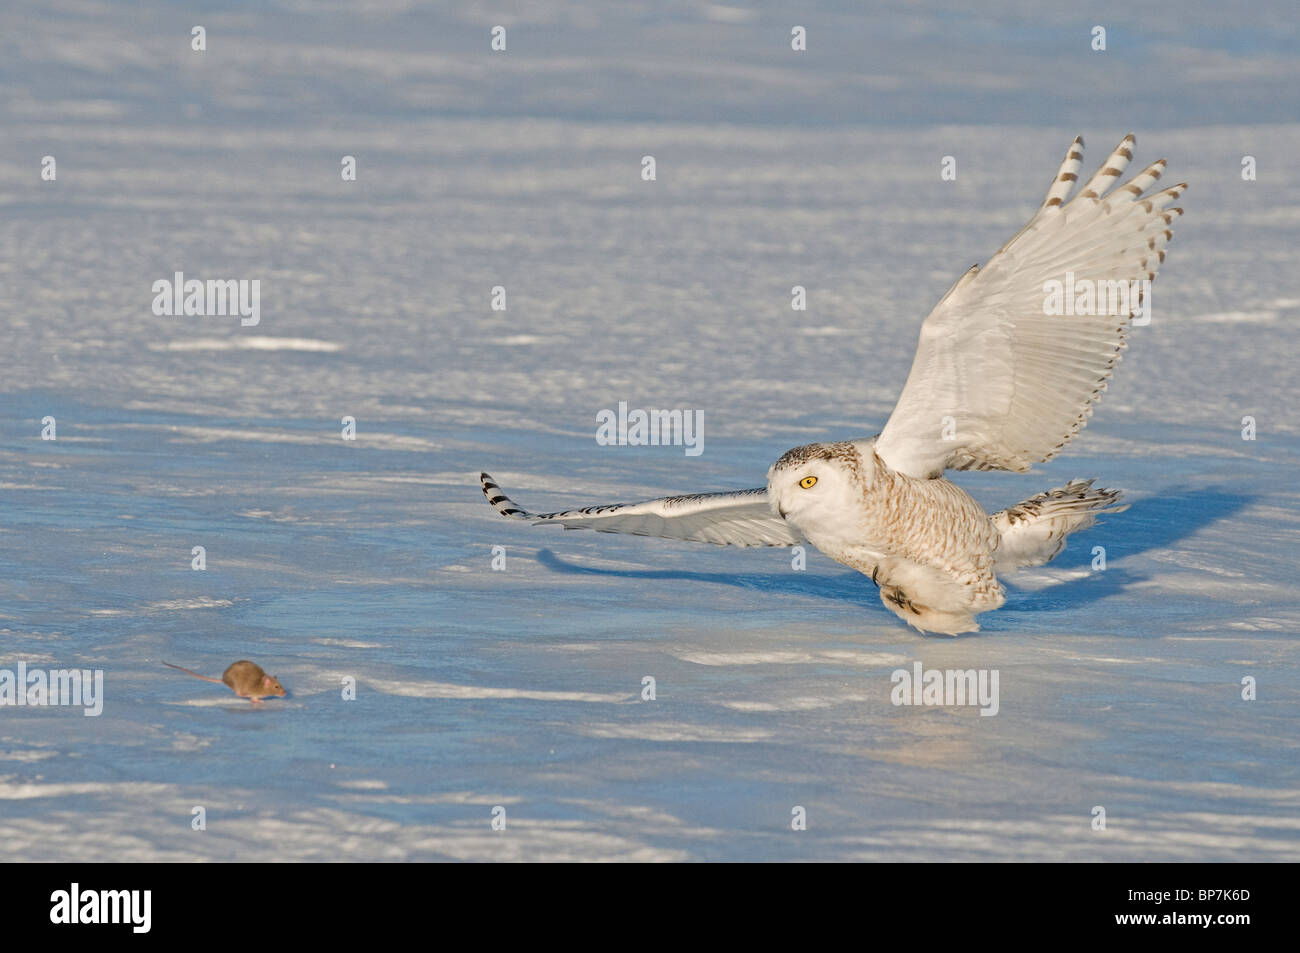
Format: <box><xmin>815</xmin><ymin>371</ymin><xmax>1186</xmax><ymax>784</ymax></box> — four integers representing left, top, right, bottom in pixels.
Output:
<box><xmin>1</xmin><ymin>0</ymin><xmax>1298</xmax><ymax>861</ymax></box>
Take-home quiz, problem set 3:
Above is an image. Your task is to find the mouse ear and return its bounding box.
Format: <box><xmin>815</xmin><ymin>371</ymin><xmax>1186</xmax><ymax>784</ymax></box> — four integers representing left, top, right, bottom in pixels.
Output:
<box><xmin>263</xmin><ymin>675</ymin><xmax>274</xmax><ymax>687</ymax></box>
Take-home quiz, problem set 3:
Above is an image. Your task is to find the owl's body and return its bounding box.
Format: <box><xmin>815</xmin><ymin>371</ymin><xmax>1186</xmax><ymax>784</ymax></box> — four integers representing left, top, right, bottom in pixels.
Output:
<box><xmin>764</xmin><ymin>440</ymin><xmax>1121</xmax><ymax>634</ymax></box>
<box><xmin>768</xmin><ymin>441</ymin><xmax>1003</xmax><ymax>634</ymax></box>
<box><xmin>479</xmin><ymin>134</ymin><xmax>1182</xmax><ymax>635</ymax></box>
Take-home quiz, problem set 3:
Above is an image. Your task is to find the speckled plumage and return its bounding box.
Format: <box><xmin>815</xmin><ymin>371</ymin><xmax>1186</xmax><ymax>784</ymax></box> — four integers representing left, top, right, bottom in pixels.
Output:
<box><xmin>764</xmin><ymin>441</ymin><xmax>1120</xmax><ymax>633</ymax></box>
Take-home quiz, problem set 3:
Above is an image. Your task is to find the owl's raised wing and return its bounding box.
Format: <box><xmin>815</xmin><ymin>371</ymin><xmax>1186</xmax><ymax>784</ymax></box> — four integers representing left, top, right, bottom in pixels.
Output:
<box><xmin>480</xmin><ymin>473</ymin><xmax>803</xmax><ymax>546</ymax></box>
<box><xmin>874</xmin><ymin>135</ymin><xmax>1186</xmax><ymax>479</ymax></box>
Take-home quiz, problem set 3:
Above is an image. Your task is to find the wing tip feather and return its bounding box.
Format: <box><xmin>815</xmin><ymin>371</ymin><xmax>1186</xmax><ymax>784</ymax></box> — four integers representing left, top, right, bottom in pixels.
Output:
<box><xmin>479</xmin><ymin>471</ymin><xmax>531</xmax><ymax>520</ymax></box>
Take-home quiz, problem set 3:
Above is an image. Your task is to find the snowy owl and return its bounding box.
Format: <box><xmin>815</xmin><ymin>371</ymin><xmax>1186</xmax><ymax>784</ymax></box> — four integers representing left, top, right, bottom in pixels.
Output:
<box><xmin>480</xmin><ymin>135</ymin><xmax>1185</xmax><ymax>634</ymax></box>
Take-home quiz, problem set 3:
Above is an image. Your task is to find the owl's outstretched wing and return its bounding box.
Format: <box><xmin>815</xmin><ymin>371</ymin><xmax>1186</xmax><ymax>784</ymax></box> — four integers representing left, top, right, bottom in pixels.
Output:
<box><xmin>874</xmin><ymin>134</ymin><xmax>1186</xmax><ymax>479</ymax></box>
<box><xmin>480</xmin><ymin>473</ymin><xmax>803</xmax><ymax>546</ymax></box>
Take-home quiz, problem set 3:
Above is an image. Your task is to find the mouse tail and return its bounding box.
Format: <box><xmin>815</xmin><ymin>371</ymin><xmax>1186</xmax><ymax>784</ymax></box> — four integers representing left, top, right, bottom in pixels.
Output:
<box><xmin>162</xmin><ymin>661</ymin><xmax>225</xmax><ymax>684</ymax></box>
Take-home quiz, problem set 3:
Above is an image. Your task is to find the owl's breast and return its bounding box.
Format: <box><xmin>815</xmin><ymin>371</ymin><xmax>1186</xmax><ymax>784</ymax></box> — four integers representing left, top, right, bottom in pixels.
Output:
<box><xmin>804</xmin><ymin>472</ymin><xmax>999</xmax><ymax>589</ymax></box>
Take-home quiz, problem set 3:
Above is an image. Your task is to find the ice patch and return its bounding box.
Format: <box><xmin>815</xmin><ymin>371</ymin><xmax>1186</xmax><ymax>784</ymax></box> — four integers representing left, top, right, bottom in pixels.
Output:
<box><xmin>677</xmin><ymin>649</ymin><xmax>909</xmax><ymax>667</ymax></box>
<box><xmin>89</xmin><ymin>597</ymin><xmax>234</xmax><ymax>616</ymax></box>
<box><xmin>575</xmin><ymin>722</ymin><xmax>773</xmax><ymax>742</ymax></box>
<box><xmin>150</xmin><ymin>336</ymin><xmax>341</xmax><ymax>352</ymax></box>
<box><xmin>375</xmin><ymin>678</ymin><xmax>629</xmax><ymax>703</ymax></box>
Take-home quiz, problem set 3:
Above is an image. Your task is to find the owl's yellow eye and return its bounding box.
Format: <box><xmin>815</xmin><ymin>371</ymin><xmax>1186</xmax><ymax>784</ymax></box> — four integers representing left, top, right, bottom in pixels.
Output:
<box><xmin>799</xmin><ymin>476</ymin><xmax>818</xmax><ymax>489</ymax></box>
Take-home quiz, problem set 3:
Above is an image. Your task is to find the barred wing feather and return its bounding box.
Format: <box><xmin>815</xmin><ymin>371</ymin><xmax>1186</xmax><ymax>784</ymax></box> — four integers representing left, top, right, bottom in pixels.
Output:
<box><xmin>874</xmin><ymin>134</ymin><xmax>1186</xmax><ymax>479</ymax></box>
<box><xmin>480</xmin><ymin>473</ymin><xmax>803</xmax><ymax>547</ymax></box>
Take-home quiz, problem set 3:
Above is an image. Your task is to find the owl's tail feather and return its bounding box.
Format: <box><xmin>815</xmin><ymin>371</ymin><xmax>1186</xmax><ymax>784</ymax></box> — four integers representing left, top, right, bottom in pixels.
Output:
<box><xmin>991</xmin><ymin>479</ymin><xmax>1128</xmax><ymax>573</ymax></box>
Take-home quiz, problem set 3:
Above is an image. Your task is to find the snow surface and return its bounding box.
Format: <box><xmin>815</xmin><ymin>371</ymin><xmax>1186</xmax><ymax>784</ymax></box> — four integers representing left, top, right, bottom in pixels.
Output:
<box><xmin>1</xmin><ymin>0</ymin><xmax>1298</xmax><ymax>861</ymax></box>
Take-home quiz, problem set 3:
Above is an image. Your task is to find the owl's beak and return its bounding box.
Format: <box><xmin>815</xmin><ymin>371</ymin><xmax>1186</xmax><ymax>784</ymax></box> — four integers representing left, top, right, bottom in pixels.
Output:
<box><xmin>777</xmin><ymin>505</ymin><xmax>788</xmax><ymax>519</ymax></box>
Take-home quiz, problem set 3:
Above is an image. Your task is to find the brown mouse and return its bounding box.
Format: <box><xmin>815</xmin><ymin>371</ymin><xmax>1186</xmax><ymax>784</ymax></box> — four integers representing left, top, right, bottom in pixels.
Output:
<box><xmin>163</xmin><ymin>660</ymin><xmax>287</xmax><ymax>703</ymax></box>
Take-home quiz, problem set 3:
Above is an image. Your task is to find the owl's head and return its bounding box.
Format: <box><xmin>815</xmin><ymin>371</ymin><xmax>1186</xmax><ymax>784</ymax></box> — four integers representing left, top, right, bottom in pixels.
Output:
<box><xmin>766</xmin><ymin>440</ymin><xmax>876</xmax><ymax>539</ymax></box>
